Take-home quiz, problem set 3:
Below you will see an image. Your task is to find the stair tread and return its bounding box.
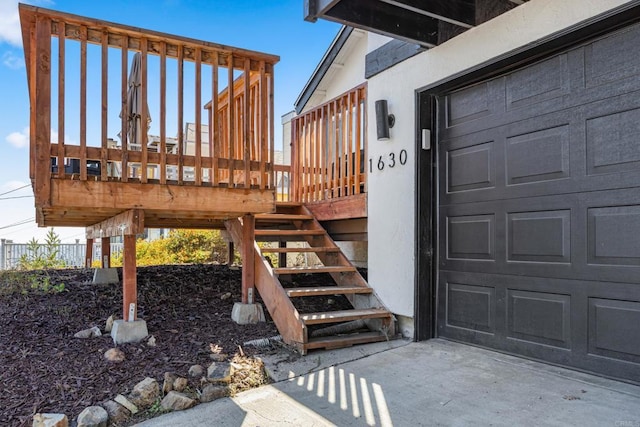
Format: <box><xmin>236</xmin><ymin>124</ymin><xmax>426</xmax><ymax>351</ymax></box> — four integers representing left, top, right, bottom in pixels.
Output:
<box><xmin>255</xmin><ymin>229</ymin><xmax>325</xmax><ymax>236</ymax></box>
<box><xmin>256</xmin><ymin>214</ymin><xmax>313</xmax><ymax>221</ymax></box>
<box><xmin>274</xmin><ymin>266</ymin><xmax>356</xmax><ymax>274</ymax></box>
<box><xmin>301</xmin><ymin>308</ymin><xmax>390</xmax><ymax>325</ymax></box>
<box><xmin>305</xmin><ymin>331</ymin><xmax>389</xmax><ymax>350</ymax></box>
<box><xmin>286</xmin><ymin>286</ymin><xmax>373</xmax><ymax>297</ymax></box>
<box><xmin>260</xmin><ymin>246</ymin><xmax>340</xmax><ymax>254</ymax></box>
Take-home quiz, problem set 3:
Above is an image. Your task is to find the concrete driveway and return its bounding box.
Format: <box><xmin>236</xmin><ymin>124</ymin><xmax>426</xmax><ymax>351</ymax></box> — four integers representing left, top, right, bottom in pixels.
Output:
<box><xmin>136</xmin><ymin>339</ymin><xmax>640</xmax><ymax>426</ymax></box>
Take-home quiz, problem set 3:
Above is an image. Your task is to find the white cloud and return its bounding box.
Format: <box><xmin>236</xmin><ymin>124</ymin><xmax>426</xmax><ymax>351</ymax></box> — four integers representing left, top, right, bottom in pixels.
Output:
<box><xmin>0</xmin><ymin>0</ymin><xmax>22</xmax><ymax>47</ymax></box>
<box><xmin>0</xmin><ymin>1</ymin><xmax>55</xmax><ymax>47</ymax></box>
<box><xmin>6</xmin><ymin>127</ymin><xmax>29</xmax><ymax>148</ymax></box>
<box><xmin>2</xmin><ymin>51</ymin><xmax>23</xmax><ymax>69</ymax></box>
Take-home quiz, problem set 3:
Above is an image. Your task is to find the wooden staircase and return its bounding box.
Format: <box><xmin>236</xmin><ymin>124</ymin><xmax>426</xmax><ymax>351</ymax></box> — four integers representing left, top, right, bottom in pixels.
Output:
<box><xmin>225</xmin><ymin>204</ymin><xmax>396</xmax><ymax>354</ymax></box>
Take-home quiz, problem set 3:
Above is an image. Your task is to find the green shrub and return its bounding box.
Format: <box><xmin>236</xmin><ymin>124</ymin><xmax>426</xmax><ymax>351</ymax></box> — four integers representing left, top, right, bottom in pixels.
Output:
<box><xmin>17</xmin><ymin>228</ymin><xmax>66</xmax><ymax>270</ymax></box>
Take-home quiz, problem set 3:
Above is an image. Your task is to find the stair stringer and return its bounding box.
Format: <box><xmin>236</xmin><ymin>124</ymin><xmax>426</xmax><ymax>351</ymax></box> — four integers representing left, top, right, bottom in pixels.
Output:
<box><xmin>224</xmin><ymin>218</ymin><xmax>307</xmax><ymax>352</ymax></box>
<box><xmin>295</xmin><ymin>206</ymin><xmax>397</xmax><ymax>339</ymax></box>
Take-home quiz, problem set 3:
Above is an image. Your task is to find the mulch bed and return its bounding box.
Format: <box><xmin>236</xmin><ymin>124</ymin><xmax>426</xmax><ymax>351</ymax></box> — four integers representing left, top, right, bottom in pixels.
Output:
<box><xmin>0</xmin><ymin>264</ymin><xmax>280</xmax><ymax>426</ymax></box>
<box><xmin>0</xmin><ymin>264</ymin><xmax>357</xmax><ymax>426</ymax></box>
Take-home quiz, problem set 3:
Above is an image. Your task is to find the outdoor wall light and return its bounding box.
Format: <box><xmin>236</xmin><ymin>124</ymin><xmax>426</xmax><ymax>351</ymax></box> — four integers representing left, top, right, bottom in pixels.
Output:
<box><xmin>375</xmin><ymin>100</ymin><xmax>395</xmax><ymax>140</ymax></box>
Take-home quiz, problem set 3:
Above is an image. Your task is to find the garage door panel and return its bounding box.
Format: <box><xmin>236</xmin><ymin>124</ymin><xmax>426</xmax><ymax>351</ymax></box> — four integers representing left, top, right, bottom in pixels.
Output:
<box><xmin>585</xmin><ymin>25</ymin><xmax>640</xmax><ymax>88</ymax></box>
<box><xmin>444</xmin><ymin>79</ymin><xmax>503</xmax><ymax>127</ymax></box>
<box><xmin>588</xmin><ymin>205</ymin><xmax>640</xmax><ymax>266</ymax></box>
<box><xmin>507</xmin><ymin>210</ymin><xmax>571</xmax><ymax>264</ymax></box>
<box><xmin>586</xmin><ymin>107</ymin><xmax>640</xmax><ymax>176</ymax></box>
<box><xmin>447</xmin><ymin>214</ymin><xmax>495</xmax><ymax>261</ymax></box>
<box><xmin>446</xmin><ymin>282</ymin><xmax>496</xmax><ymax>334</ymax></box>
<box><xmin>507</xmin><ymin>290</ymin><xmax>572</xmax><ymax>349</ymax></box>
<box><xmin>506</xmin><ymin>53</ymin><xmax>570</xmax><ymax>110</ymax></box>
<box><xmin>446</xmin><ymin>141</ymin><xmax>495</xmax><ymax>193</ymax></box>
<box><xmin>588</xmin><ymin>298</ymin><xmax>640</xmax><ymax>364</ymax></box>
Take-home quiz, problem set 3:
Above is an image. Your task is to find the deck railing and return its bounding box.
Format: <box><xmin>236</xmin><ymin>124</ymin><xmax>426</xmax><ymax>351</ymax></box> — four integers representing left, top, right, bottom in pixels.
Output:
<box><xmin>20</xmin><ymin>4</ymin><xmax>277</xmax><ymax>209</ymax></box>
<box><xmin>291</xmin><ymin>84</ymin><xmax>367</xmax><ymax>204</ymax></box>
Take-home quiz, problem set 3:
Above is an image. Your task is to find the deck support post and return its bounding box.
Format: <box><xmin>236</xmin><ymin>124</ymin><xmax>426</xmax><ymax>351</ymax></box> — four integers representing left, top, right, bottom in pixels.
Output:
<box><xmin>101</xmin><ymin>237</ymin><xmax>111</xmax><ymax>268</ymax></box>
<box><xmin>227</xmin><ymin>241</ymin><xmax>235</xmax><ymax>265</ymax></box>
<box><xmin>85</xmin><ymin>238</ymin><xmax>94</xmax><ymax>268</ymax></box>
<box><xmin>279</xmin><ymin>240</ymin><xmax>287</xmax><ymax>268</ymax></box>
<box><xmin>122</xmin><ymin>234</ymin><xmax>137</xmax><ymax>321</ymax></box>
<box><xmin>241</xmin><ymin>214</ymin><xmax>255</xmax><ymax>304</ymax></box>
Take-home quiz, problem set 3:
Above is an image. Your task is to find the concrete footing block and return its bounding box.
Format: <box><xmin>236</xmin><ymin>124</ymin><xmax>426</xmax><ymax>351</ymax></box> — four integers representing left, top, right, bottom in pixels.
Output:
<box><xmin>111</xmin><ymin>319</ymin><xmax>148</xmax><ymax>344</ymax></box>
<box><xmin>92</xmin><ymin>268</ymin><xmax>119</xmax><ymax>284</ymax></box>
<box><xmin>231</xmin><ymin>302</ymin><xmax>265</xmax><ymax>325</ymax></box>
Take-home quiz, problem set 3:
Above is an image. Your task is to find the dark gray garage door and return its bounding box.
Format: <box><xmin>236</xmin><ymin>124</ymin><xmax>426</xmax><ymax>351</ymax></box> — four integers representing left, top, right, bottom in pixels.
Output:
<box><xmin>436</xmin><ymin>23</ymin><xmax>640</xmax><ymax>383</ymax></box>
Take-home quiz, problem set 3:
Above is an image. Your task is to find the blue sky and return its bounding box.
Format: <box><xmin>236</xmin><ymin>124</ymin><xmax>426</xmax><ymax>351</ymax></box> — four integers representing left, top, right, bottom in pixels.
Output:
<box><xmin>0</xmin><ymin>0</ymin><xmax>339</xmax><ymax>243</ymax></box>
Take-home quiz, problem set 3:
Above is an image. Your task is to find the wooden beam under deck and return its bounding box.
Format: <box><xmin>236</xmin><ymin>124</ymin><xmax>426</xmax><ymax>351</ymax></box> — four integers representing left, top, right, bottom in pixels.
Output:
<box><xmin>38</xmin><ymin>178</ymin><xmax>275</xmax><ymax>228</ymax></box>
<box><xmin>86</xmin><ymin>209</ymin><xmax>145</xmax><ymax>239</ymax></box>
<box><xmin>305</xmin><ymin>193</ymin><xmax>367</xmax><ymax>221</ymax></box>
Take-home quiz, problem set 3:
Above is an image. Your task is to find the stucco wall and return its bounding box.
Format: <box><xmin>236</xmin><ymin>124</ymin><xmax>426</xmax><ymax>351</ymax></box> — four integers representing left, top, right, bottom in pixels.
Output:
<box><xmin>366</xmin><ymin>0</ymin><xmax>633</xmax><ymax>338</ymax></box>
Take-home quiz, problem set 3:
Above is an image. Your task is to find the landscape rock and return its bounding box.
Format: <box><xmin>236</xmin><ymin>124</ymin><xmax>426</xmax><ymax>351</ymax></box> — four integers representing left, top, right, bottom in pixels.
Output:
<box><xmin>33</xmin><ymin>413</ymin><xmax>68</xmax><ymax>427</ymax></box>
<box><xmin>173</xmin><ymin>376</ymin><xmax>188</xmax><ymax>392</ymax></box>
<box><xmin>207</xmin><ymin>362</ymin><xmax>233</xmax><ymax>383</ymax></box>
<box><xmin>160</xmin><ymin>391</ymin><xmax>196</xmax><ymax>411</ymax></box>
<box><xmin>104</xmin><ymin>348</ymin><xmax>125</xmax><ymax>363</ymax></box>
<box><xmin>146</xmin><ymin>335</ymin><xmax>156</xmax><ymax>347</ymax></box>
<box><xmin>200</xmin><ymin>384</ymin><xmax>228</xmax><ymax>403</ymax></box>
<box><xmin>163</xmin><ymin>372</ymin><xmax>178</xmax><ymax>394</ymax></box>
<box><xmin>76</xmin><ymin>406</ymin><xmax>108</xmax><ymax>427</ymax></box>
<box><xmin>104</xmin><ymin>315</ymin><xmax>115</xmax><ymax>333</ymax></box>
<box><xmin>220</xmin><ymin>292</ymin><xmax>232</xmax><ymax>300</ymax></box>
<box><xmin>128</xmin><ymin>377</ymin><xmax>160</xmax><ymax>408</ymax></box>
<box><xmin>209</xmin><ymin>353</ymin><xmax>228</xmax><ymax>362</ymax></box>
<box><xmin>101</xmin><ymin>400</ymin><xmax>130</xmax><ymax>424</ymax></box>
<box><xmin>188</xmin><ymin>364</ymin><xmax>204</xmax><ymax>378</ymax></box>
<box><xmin>114</xmin><ymin>394</ymin><xmax>139</xmax><ymax>415</ymax></box>
<box><xmin>74</xmin><ymin>326</ymin><xmax>102</xmax><ymax>339</ymax></box>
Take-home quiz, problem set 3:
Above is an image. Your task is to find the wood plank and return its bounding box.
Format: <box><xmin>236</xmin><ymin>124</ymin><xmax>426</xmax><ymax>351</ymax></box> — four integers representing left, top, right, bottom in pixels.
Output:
<box><xmin>259</xmin><ymin>61</ymin><xmax>267</xmax><ymax>189</ymax></box>
<box><xmin>140</xmin><ymin>39</ymin><xmax>148</xmax><ymax>183</ymax></box>
<box><xmin>269</xmin><ymin>71</ymin><xmax>274</xmax><ymax>189</ymax></box>
<box><xmin>346</xmin><ymin>91</ymin><xmax>353</xmax><ymax>196</ymax></box>
<box><xmin>177</xmin><ymin>44</ymin><xmax>184</xmax><ymax>184</ymax></box>
<box><xmin>79</xmin><ymin>25</ymin><xmax>87</xmax><ymax>181</ymax></box>
<box><xmin>260</xmin><ymin>246</ymin><xmax>340</xmax><ymax>254</ymax></box>
<box><xmin>255</xmin><ymin>213</ymin><xmax>313</xmax><ymax>221</ymax></box>
<box><xmin>100</xmin><ymin>30</ymin><xmax>108</xmax><ymax>182</ymax></box>
<box><xmin>301</xmin><ymin>309</ymin><xmax>390</xmax><ymax>325</ymax></box>
<box><xmin>50</xmin><ymin>179</ymin><xmax>275</xmax><ymax>214</ymax></box>
<box><xmin>85</xmin><ymin>209</ymin><xmax>145</xmax><ymax>239</ymax></box>
<box><xmin>211</xmin><ymin>52</ymin><xmax>219</xmax><ymax>186</ymax></box>
<box><xmin>243</xmin><ymin>59</ymin><xmax>251</xmax><ymax>189</ymax></box>
<box><xmin>241</xmin><ymin>214</ymin><xmax>255</xmax><ymax>304</ymax></box>
<box><xmin>120</xmin><ymin>35</ymin><xmax>129</xmax><ymax>182</ymax></box>
<box><xmin>305</xmin><ymin>331</ymin><xmax>388</xmax><ymax>351</ymax></box>
<box><xmin>306</xmin><ymin>193</ymin><xmax>367</xmax><ymax>221</ymax></box>
<box><xmin>273</xmin><ymin>266</ymin><xmax>356</xmax><ymax>275</ymax></box>
<box><xmin>122</xmin><ymin>234</ymin><xmax>137</xmax><ymax>321</ymax></box>
<box><xmin>287</xmin><ymin>286</ymin><xmax>372</xmax><ymax>297</ymax></box>
<box><xmin>57</xmin><ymin>21</ymin><xmax>65</xmax><ymax>179</ymax></box>
<box><xmin>34</xmin><ymin>16</ymin><xmax>52</xmax><ymax>207</ymax></box>
<box><xmin>227</xmin><ymin>54</ymin><xmax>235</xmax><ymax>187</ymax></box>
<box><xmin>354</xmin><ymin>87</ymin><xmax>362</xmax><ymax>194</ymax></box>
<box><xmin>254</xmin><ymin>229</ymin><xmax>324</xmax><ymax>237</ymax></box>
<box><xmin>160</xmin><ymin>41</ymin><xmax>167</xmax><ymax>184</ymax></box>
<box><xmin>195</xmin><ymin>47</ymin><xmax>202</xmax><ymax>185</ymax></box>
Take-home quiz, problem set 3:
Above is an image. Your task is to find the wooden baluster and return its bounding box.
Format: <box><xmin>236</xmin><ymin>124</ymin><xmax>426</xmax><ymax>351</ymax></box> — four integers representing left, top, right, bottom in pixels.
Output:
<box><xmin>334</xmin><ymin>99</ymin><xmax>340</xmax><ymax>199</ymax></box>
<box><xmin>227</xmin><ymin>53</ymin><xmax>235</xmax><ymax>187</ymax></box>
<box><xmin>140</xmin><ymin>39</ymin><xmax>148</xmax><ymax>183</ymax></box>
<box><xmin>259</xmin><ymin>61</ymin><xmax>267</xmax><ymax>189</ymax></box>
<box><xmin>85</xmin><ymin>238</ymin><xmax>94</xmax><ymax>268</ymax></box>
<box><xmin>177</xmin><ymin>45</ymin><xmax>184</xmax><ymax>184</ymax></box>
<box><xmin>195</xmin><ymin>48</ymin><xmax>202</xmax><ymax>186</ymax></box>
<box><xmin>160</xmin><ymin>42</ymin><xmax>167</xmax><ymax>184</ymax></box>
<box><xmin>121</xmin><ymin>36</ymin><xmax>128</xmax><ymax>182</ymax></box>
<box><xmin>269</xmin><ymin>70</ymin><xmax>275</xmax><ymax>190</ymax></box>
<box><xmin>100</xmin><ymin>30</ymin><xmax>108</xmax><ymax>182</ymax></box>
<box><xmin>211</xmin><ymin>52</ymin><xmax>219</xmax><ymax>186</ymax></box>
<box><xmin>79</xmin><ymin>25</ymin><xmax>87</xmax><ymax>181</ymax></box>
<box><xmin>243</xmin><ymin>59</ymin><xmax>250</xmax><ymax>188</ymax></box>
<box><xmin>57</xmin><ymin>22</ymin><xmax>65</xmax><ymax>179</ymax></box>
<box><xmin>355</xmin><ymin>87</ymin><xmax>362</xmax><ymax>194</ymax></box>
<box><xmin>346</xmin><ymin>90</ymin><xmax>353</xmax><ymax>196</ymax></box>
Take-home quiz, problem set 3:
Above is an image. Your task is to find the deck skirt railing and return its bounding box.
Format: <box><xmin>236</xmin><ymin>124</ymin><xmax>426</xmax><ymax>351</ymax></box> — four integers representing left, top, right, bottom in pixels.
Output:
<box><xmin>20</xmin><ymin>4</ymin><xmax>278</xmax><ymax>210</ymax></box>
<box><xmin>291</xmin><ymin>84</ymin><xmax>367</xmax><ymax>204</ymax></box>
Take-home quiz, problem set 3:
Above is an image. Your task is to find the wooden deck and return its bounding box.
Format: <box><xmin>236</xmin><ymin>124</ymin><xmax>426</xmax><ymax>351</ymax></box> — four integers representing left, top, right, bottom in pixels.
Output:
<box><xmin>20</xmin><ymin>4</ymin><xmax>278</xmax><ymax>230</ymax></box>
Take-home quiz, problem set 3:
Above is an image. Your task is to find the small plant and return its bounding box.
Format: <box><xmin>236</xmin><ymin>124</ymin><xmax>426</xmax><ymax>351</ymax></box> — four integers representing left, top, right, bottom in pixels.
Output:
<box><xmin>17</xmin><ymin>228</ymin><xmax>67</xmax><ymax>270</ymax></box>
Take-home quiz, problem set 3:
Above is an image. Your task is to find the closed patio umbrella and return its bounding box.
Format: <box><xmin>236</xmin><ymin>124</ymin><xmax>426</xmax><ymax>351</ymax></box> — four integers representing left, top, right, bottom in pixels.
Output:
<box><xmin>121</xmin><ymin>52</ymin><xmax>151</xmax><ymax>151</ymax></box>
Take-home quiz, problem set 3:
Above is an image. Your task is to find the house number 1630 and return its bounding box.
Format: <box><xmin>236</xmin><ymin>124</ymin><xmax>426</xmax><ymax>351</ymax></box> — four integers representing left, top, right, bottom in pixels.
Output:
<box><xmin>369</xmin><ymin>149</ymin><xmax>408</xmax><ymax>172</ymax></box>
